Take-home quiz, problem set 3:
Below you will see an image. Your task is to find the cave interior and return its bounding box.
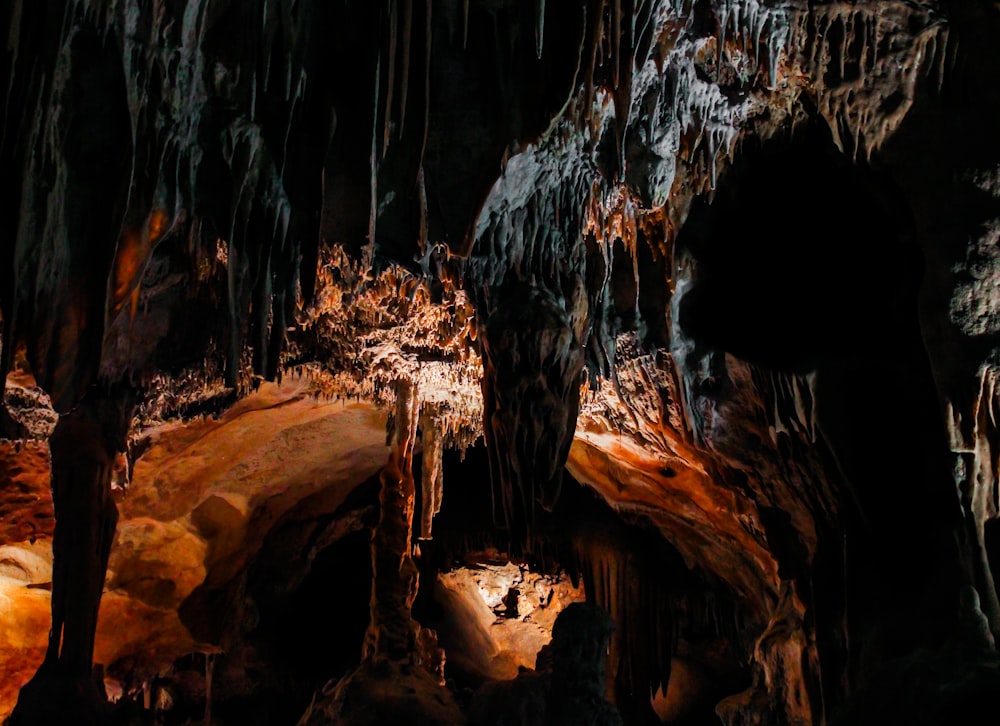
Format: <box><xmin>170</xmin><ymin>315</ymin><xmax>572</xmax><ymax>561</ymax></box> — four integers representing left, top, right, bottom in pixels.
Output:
<box><xmin>2</xmin><ymin>1</ymin><xmax>1000</xmax><ymax>725</ymax></box>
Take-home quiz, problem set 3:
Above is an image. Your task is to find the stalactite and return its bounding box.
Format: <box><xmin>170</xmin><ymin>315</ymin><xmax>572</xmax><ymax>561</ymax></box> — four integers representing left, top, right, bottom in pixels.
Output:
<box><xmin>762</xmin><ymin>369</ymin><xmax>818</xmax><ymax>445</ymax></box>
<box><xmin>469</xmin><ymin>139</ymin><xmax>590</xmax><ymax>536</ymax></box>
<box><xmin>462</xmin><ymin>0</ymin><xmax>469</xmax><ymax>49</ymax></box>
<box><xmin>399</xmin><ymin>0</ymin><xmax>413</xmax><ymax>137</ymax></box>
<box><xmin>419</xmin><ymin>0</ymin><xmax>432</xmax><ymax>170</ymax></box>
<box><xmin>535</xmin><ymin>0</ymin><xmax>546</xmax><ymax>59</ymax></box>
<box><xmin>419</xmin><ymin>408</ymin><xmax>444</xmax><ymax>540</ymax></box>
<box><xmin>790</xmin><ymin>1</ymin><xmax>942</xmax><ymax>161</ymax></box>
<box><xmin>584</xmin><ymin>0</ymin><xmax>605</xmax><ymax>113</ymax></box>
<box><xmin>572</xmin><ymin>532</ymin><xmax>687</xmax><ymax>710</ymax></box>
<box><xmin>367</xmin><ymin>49</ymin><xmax>381</xmax><ymax>270</ymax></box>
<box><xmin>611</xmin><ymin>0</ymin><xmax>622</xmax><ymax>89</ymax></box>
<box><xmin>718</xmin><ymin>1</ymin><xmax>730</xmax><ymax>66</ymax></box>
<box><xmin>731</xmin><ymin>2</ymin><xmax>742</xmax><ymax>52</ymax></box>
<box><xmin>384</xmin><ymin>0</ymin><xmax>398</xmax><ymax>157</ymax></box>
<box><xmin>480</xmin><ymin>281</ymin><xmax>585</xmax><ymax>536</ymax></box>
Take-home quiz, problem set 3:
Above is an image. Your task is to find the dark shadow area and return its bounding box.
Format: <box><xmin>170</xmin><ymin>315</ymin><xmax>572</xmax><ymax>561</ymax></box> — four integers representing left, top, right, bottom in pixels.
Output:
<box><xmin>152</xmin><ymin>527</ymin><xmax>373</xmax><ymax>726</ymax></box>
<box><xmin>676</xmin><ymin>115</ymin><xmax>969</xmax><ymax>702</ymax></box>
<box><xmin>985</xmin><ymin>519</ymin><xmax>1000</xmax><ymax>593</ymax></box>
<box><xmin>677</xmin><ymin>119</ymin><xmax>920</xmax><ymax>373</ymax></box>
<box><xmin>266</xmin><ymin>528</ymin><xmax>372</xmax><ymax>691</ymax></box>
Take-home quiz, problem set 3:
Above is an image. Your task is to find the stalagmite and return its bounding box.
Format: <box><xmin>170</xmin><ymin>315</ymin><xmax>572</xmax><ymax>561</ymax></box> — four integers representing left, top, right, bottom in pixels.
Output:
<box><xmin>204</xmin><ymin>653</ymin><xmax>214</xmax><ymax>726</ymax></box>
<box><xmin>299</xmin><ymin>373</ymin><xmax>463</xmax><ymax>724</ymax></box>
<box><xmin>363</xmin><ymin>377</ymin><xmax>421</xmax><ymax>660</ymax></box>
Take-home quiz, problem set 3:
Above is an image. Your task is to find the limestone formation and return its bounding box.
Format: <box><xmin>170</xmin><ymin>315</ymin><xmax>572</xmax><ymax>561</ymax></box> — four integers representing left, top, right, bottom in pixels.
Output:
<box><xmin>2</xmin><ymin>1</ymin><xmax>1000</xmax><ymax>724</ymax></box>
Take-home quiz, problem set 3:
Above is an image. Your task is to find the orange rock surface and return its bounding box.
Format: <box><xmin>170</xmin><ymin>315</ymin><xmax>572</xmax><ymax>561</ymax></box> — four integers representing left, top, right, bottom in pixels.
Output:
<box><xmin>0</xmin><ymin>381</ymin><xmax>387</xmax><ymax>719</ymax></box>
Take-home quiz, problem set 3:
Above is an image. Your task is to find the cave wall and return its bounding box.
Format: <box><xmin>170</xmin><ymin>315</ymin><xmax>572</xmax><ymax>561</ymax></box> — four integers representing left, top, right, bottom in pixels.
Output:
<box><xmin>2</xmin><ymin>1</ymin><xmax>1000</xmax><ymax>724</ymax></box>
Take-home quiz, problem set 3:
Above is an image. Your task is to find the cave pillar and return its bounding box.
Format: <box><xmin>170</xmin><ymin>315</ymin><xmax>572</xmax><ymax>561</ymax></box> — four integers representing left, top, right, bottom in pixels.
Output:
<box><xmin>299</xmin><ymin>377</ymin><xmax>456</xmax><ymax>725</ymax></box>
<box><xmin>363</xmin><ymin>378</ymin><xmax>421</xmax><ymax>661</ymax></box>
<box><xmin>10</xmin><ymin>387</ymin><xmax>133</xmax><ymax>726</ymax></box>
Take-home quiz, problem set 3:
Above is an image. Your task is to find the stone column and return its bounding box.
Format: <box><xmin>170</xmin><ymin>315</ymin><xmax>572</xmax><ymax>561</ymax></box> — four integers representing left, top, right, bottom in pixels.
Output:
<box><xmin>10</xmin><ymin>386</ymin><xmax>132</xmax><ymax>725</ymax></box>
<box><xmin>363</xmin><ymin>378</ymin><xmax>421</xmax><ymax>661</ymax></box>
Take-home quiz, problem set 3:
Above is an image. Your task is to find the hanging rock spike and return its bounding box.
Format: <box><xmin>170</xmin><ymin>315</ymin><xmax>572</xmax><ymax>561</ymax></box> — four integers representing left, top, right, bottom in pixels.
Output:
<box><xmin>535</xmin><ymin>0</ymin><xmax>545</xmax><ymax>59</ymax></box>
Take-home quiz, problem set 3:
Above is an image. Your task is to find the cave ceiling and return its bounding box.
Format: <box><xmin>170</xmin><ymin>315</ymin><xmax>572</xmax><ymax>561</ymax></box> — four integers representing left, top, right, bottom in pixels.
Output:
<box><xmin>2</xmin><ymin>0</ymin><xmax>1000</xmax><ymax>724</ymax></box>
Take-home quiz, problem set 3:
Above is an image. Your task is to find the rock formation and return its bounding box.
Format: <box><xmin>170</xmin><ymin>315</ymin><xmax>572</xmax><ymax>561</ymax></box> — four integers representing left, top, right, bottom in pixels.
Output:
<box><xmin>2</xmin><ymin>0</ymin><xmax>1000</xmax><ymax>724</ymax></box>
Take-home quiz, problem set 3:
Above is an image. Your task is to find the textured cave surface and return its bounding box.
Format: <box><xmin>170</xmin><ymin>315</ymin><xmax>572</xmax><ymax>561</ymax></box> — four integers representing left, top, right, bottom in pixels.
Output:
<box><xmin>3</xmin><ymin>0</ymin><xmax>1000</xmax><ymax>724</ymax></box>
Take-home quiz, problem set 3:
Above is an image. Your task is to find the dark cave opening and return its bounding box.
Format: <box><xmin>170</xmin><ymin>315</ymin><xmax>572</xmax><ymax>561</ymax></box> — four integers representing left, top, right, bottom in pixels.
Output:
<box><xmin>677</xmin><ymin>120</ymin><xmax>921</xmax><ymax>373</ymax></box>
<box><xmin>185</xmin><ymin>525</ymin><xmax>374</xmax><ymax>726</ymax></box>
<box><xmin>259</xmin><ymin>528</ymin><xmax>373</xmax><ymax>703</ymax></box>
